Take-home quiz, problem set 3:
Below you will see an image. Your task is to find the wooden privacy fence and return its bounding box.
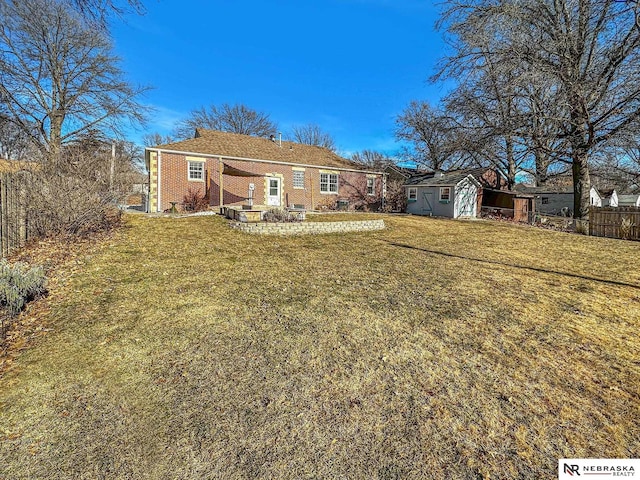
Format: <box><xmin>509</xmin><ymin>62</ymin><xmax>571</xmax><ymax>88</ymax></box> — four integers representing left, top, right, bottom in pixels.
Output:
<box><xmin>0</xmin><ymin>172</ymin><xmax>31</xmax><ymax>257</ymax></box>
<box><xmin>589</xmin><ymin>206</ymin><xmax>640</xmax><ymax>241</ymax></box>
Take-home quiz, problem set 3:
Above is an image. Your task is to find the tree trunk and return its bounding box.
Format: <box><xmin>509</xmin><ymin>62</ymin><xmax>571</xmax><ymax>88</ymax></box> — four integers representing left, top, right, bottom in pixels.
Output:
<box><xmin>533</xmin><ymin>148</ymin><xmax>550</xmax><ymax>187</ymax></box>
<box><xmin>49</xmin><ymin>109</ymin><xmax>64</xmax><ymax>165</ymax></box>
<box><xmin>569</xmin><ymin>103</ymin><xmax>592</xmax><ymax>220</ymax></box>
<box><xmin>572</xmin><ymin>149</ymin><xmax>590</xmax><ymax>219</ymax></box>
<box><xmin>506</xmin><ymin>136</ymin><xmax>516</xmax><ymax>189</ymax></box>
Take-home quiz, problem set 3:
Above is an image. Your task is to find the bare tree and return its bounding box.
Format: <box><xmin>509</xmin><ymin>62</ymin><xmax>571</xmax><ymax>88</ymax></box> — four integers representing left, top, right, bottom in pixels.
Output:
<box><xmin>174</xmin><ymin>104</ymin><xmax>278</xmax><ymax>139</ymax></box>
<box><xmin>290</xmin><ymin>124</ymin><xmax>336</xmax><ymax>151</ymax></box>
<box><xmin>350</xmin><ymin>150</ymin><xmax>392</xmax><ymax>170</ymax></box>
<box><xmin>143</xmin><ymin>132</ymin><xmax>176</xmax><ymax>147</ymax></box>
<box><xmin>395</xmin><ymin>101</ymin><xmax>463</xmax><ymax>171</ymax></box>
<box><xmin>593</xmin><ymin>134</ymin><xmax>640</xmax><ymax>191</ymax></box>
<box><xmin>0</xmin><ymin>115</ymin><xmax>35</xmax><ymax>160</ymax></box>
<box><xmin>0</xmin><ymin>0</ymin><xmax>148</xmax><ymax>164</ymax></box>
<box><xmin>439</xmin><ymin>0</ymin><xmax>640</xmax><ymax>218</ymax></box>
<box><xmin>519</xmin><ymin>82</ymin><xmax>568</xmax><ymax>186</ymax></box>
<box><xmin>66</xmin><ymin>0</ymin><xmax>144</xmax><ymax>22</ymax></box>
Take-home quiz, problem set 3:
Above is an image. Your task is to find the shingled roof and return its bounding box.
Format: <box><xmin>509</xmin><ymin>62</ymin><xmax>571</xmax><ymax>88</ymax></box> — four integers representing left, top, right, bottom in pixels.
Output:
<box><xmin>151</xmin><ymin>129</ymin><xmax>368</xmax><ymax>171</ymax></box>
<box><xmin>405</xmin><ymin>169</ymin><xmax>483</xmax><ymax>187</ymax></box>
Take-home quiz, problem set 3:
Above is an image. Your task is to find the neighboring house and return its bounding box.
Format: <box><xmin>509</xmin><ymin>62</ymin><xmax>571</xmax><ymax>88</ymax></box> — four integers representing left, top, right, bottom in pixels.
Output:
<box><xmin>590</xmin><ymin>187</ymin><xmax>619</xmax><ymax>207</ymax></box>
<box><xmin>515</xmin><ymin>186</ymin><xmax>574</xmax><ymax>216</ymax></box>
<box><xmin>405</xmin><ymin>171</ymin><xmax>481</xmax><ymax>218</ymax></box>
<box><xmin>590</xmin><ymin>187</ymin><xmax>603</xmax><ymax>207</ymax></box>
<box><xmin>618</xmin><ymin>194</ymin><xmax>640</xmax><ymax>207</ymax></box>
<box><xmin>131</xmin><ymin>171</ymin><xmax>148</xmax><ymax>194</ymax></box>
<box><xmin>145</xmin><ymin>129</ymin><xmax>385</xmax><ymax>213</ymax></box>
<box><xmin>464</xmin><ymin>167</ymin><xmax>508</xmax><ymax>190</ymax></box>
<box><xmin>599</xmin><ymin>188</ymin><xmax>618</xmax><ymax>207</ymax></box>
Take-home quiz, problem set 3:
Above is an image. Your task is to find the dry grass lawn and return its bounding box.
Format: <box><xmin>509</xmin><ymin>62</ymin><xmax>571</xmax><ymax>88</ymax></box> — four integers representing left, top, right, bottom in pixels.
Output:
<box><xmin>1</xmin><ymin>213</ymin><xmax>639</xmax><ymax>479</ymax></box>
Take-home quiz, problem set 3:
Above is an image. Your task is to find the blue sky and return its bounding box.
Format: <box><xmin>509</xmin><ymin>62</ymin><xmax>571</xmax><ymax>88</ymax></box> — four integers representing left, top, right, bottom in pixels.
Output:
<box><xmin>112</xmin><ymin>0</ymin><xmax>448</xmax><ymax>158</ymax></box>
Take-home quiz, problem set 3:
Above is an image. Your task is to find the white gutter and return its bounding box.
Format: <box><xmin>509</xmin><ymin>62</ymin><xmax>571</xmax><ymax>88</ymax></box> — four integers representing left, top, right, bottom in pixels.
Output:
<box><xmin>144</xmin><ymin>147</ymin><xmax>385</xmax><ymax>176</ymax></box>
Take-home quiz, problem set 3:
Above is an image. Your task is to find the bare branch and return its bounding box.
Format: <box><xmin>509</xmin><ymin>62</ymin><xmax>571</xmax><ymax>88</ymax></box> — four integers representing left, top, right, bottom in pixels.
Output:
<box><xmin>290</xmin><ymin>124</ymin><xmax>336</xmax><ymax>151</ymax></box>
<box><xmin>174</xmin><ymin>103</ymin><xmax>278</xmax><ymax>139</ymax></box>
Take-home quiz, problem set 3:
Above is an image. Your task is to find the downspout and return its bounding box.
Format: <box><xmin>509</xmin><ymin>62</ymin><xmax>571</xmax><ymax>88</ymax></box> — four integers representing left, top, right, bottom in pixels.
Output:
<box><xmin>157</xmin><ymin>151</ymin><xmax>162</xmax><ymax>213</ymax></box>
<box><xmin>382</xmin><ymin>173</ymin><xmax>387</xmax><ymax>210</ymax></box>
<box><xmin>310</xmin><ymin>172</ymin><xmax>314</xmax><ymax>210</ymax></box>
<box><xmin>145</xmin><ymin>149</ymin><xmax>150</xmax><ymax>213</ymax></box>
<box><xmin>219</xmin><ymin>157</ymin><xmax>223</xmax><ymax>208</ymax></box>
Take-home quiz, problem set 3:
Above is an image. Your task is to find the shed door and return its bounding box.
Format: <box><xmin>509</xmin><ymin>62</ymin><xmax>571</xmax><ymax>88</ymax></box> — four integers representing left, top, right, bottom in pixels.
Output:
<box><xmin>455</xmin><ymin>182</ymin><xmax>476</xmax><ymax>217</ymax></box>
<box><xmin>421</xmin><ymin>191</ymin><xmax>434</xmax><ymax>213</ymax></box>
<box><xmin>267</xmin><ymin>177</ymin><xmax>281</xmax><ymax>206</ymax></box>
<box><xmin>514</xmin><ymin>198</ymin><xmax>529</xmax><ymax>223</ymax></box>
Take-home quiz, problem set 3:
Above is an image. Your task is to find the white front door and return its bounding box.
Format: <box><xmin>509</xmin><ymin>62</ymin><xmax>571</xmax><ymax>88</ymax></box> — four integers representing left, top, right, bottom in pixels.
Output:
<box><xmin>267</xmin><ymin>177</ymin><xmax>281</xmax><ymax>206</ymax></box>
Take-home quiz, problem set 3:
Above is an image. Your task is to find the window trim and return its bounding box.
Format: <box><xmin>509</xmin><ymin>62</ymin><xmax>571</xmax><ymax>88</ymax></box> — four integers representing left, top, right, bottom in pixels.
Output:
<box><xmin>366</xmin><ymin>177</ymin><xmax>375</xmax><ymax>196</ymax></box>
<box><xmin>293</xmin><ymin>169</ymin><xmax>305</xmax><ymax>189</ymax></box>
<box><xmin>320</xmin><ymin>172</ymin><xmax>339</xmax><ymax>194</ymax></box>
<box><xmin>439</xmin><ymin>187</ymin><xmax>451</xmax><ymax>203</ymax></box>
<box><xmin>187</xmin><ymin>159</ymin><xmax>205</xmax><ymax>182</ymax></box>
<box><xmin>408</xmin><ymin>187</ymin><xmax>417</xmax><ymax>202</ymax></box>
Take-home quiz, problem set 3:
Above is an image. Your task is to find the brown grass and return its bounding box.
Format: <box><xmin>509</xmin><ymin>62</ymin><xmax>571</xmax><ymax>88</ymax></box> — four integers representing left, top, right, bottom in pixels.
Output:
<box><xmin>1</xmin><ymin>214</ymin><xmax>638</xmax><ymax>479</ymax></box>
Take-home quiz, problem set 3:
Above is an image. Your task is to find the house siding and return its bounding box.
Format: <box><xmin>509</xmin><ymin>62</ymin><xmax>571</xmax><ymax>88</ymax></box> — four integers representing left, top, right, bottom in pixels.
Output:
<box><xmin>534</xmin><ymin>193</ymin><xmax>574</xmax><ymax>216</ymax></box>
<box><xmin>151</xmin><ymin>153</ymin><xmax>383</xmax><ymax>212</ymax></box>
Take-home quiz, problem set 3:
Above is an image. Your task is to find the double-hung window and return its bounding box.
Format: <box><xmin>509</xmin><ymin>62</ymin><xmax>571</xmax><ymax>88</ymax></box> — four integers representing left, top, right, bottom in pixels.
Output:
<box><xmin>367</xmin><ymin>177</ymin><xmax>375</xmax><ymax>196</ymax></box>
<box><xmin>408</xmin><ymin>187</ymin><xmax>417</xmax><ymax>201</ymax></box>
<box><xmin>188</xmin><ymin>160</ymin><xmax>205</xmax><ymax>181</ymax></box>
<box><xmin>320</xmin><ymin>173</ymin><xmax>338</xmax><ymax>194</ymax></box>
<box><xmin>439</xmin><ymin>187</ymin><xmax>451</xmax><ymax>202</ymax></box>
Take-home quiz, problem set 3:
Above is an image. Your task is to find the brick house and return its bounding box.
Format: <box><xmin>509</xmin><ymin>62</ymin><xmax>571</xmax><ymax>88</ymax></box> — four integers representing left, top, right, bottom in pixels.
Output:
<box><xmin>145</xmin><ymin>129</ymin><xmax>386</xmax><ymax>213</ymax></box>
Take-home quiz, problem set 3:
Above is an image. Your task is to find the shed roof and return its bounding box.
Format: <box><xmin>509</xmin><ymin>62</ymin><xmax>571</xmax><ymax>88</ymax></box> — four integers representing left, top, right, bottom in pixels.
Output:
<box><xmin>405</xmin><ymin>170</ymin><xmax>481</xmax><ymax>187</ymax></box>
<box><xmin>150</xmin><ymin>129</ymin><xmax>369</xmax><ymax>171</ymax></box>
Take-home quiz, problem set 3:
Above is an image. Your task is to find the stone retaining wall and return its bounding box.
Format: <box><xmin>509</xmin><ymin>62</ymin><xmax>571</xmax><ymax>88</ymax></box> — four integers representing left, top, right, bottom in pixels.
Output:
<box><xmin>229</xmin><ymin>219</ymin><xmax>385</xmax><ymax>235</ymax></box>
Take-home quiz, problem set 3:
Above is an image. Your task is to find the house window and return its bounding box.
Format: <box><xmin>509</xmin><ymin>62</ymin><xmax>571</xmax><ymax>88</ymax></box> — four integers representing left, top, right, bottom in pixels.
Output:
<box><xmin>408</xmin><ymin>187</ymin><xmax>417</xmax><ymax>201</ymax></box>
<box><xmin>188</xmin><ymin>161</ymin><xmax>204</xmax><ymax>181</ymax></box>
<box><xmin>320</xmin><ymin>173</ymin><xmax>338</xmax><ymax>194</ymax></box>
<box><xmin>542</xmin><ymin>197</ymin><xmax>549</xmax><ymax>204</ymax></box>
<box><xmin>293</xmin><ymin>170</ymin><xmax>305</xmax><ymax>189</ymax></box>
<box><xmin>367</xmin><ymin>177</ymin><xmax>375</xmax><ymax>196</ymax></box>
<box><xmin>439</xmin><ymin>187</ymin><xmax>451</xmax><ymax>202</ymax></box>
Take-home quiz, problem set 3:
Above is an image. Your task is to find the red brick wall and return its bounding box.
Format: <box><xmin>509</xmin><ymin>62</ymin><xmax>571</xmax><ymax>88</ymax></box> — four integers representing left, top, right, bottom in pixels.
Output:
<box><xmin>479</xmin><ymin>169</ymin><xmax>508</xmax><ymax>190</ymax></box>
<box><xmin>155</xmin><ymin>153</ymin><xmax>384</xmax><ymax>212</ymax></box>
